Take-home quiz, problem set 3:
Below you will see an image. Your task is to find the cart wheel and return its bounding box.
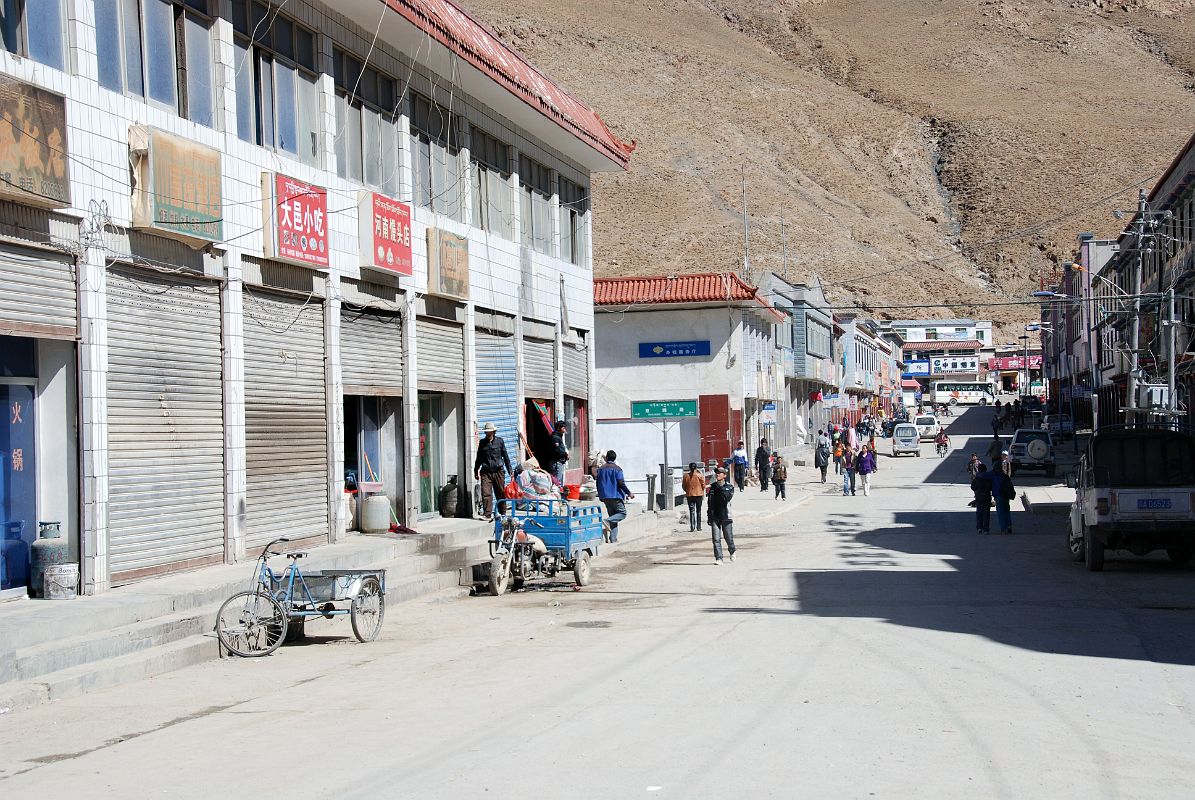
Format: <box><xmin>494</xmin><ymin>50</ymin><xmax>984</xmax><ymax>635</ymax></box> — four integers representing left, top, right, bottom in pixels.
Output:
<box><xmin>350</xmin><ymin>577</ymin><xmax>386</xmax><ymax>642</ymax></box>
<box><xmin>215</xmin><ymin>590</ymin><xmax>288</xmax><ymax>657</ymax></box>
<box><xmin>488</xmin><ymin>554</ymin><xmax>510</xmax><ymax>596</ymax></box>
<box><xmin>573</xmin><ymin>551</ymin><xmax>592</xmax><ymax>587</ymax></box>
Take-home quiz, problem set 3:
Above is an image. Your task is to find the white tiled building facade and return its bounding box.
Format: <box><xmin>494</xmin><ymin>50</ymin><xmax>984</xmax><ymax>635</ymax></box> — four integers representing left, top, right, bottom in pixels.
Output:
<box><xmin>0</xmin><ymin>0</ymin><xmax>630</xmax><ymax>596</ymax></box>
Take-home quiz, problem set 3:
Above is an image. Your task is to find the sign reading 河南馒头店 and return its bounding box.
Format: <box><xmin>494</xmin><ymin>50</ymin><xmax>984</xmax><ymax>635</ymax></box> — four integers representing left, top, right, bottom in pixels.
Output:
<box><xmin>130</xmin><ymin>126</ymin><xmax>222</xmax><ymax>243</ymax></box>
<box><xmin>631</xmin><ymin>400</ymin><xmax>698</xmax><ymax>419</ymax></box>
<box><xmin>359</xmin><ymin>192</ymin><xmax>412</xmax><ymax>276</ymax></box>
<box><xmin>0</xmin><ymin>76</ymin><xmax>69</xmax><ymax>208</ymax></box>
<box><xmin>638</xmin><ymin>341</ymin><xmax>712</xmax><ymax>358</ymax></box>
<box><xmin>263</xmin><ymin>173</ymin><xmax>328</xmax><ymax>268</ymax></box>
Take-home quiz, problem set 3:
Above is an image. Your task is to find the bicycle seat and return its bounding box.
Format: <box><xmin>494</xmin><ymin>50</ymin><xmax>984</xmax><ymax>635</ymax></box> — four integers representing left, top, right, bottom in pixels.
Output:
<box><xmin>286</xmin><ymin>551</ymin><xmax>308</xmax><ymax>559</ymax></box>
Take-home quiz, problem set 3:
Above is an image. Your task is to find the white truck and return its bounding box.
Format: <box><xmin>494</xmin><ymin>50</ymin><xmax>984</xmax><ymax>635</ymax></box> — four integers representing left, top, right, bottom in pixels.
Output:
<box><xmin>1067</xmin><ymin>425</ymin><xmax>1195</xmax><ymax>571</ymax></box>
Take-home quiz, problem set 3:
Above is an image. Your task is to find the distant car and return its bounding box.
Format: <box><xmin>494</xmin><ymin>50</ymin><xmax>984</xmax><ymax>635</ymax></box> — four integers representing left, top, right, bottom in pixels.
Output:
<box><xmin>891</xmin><ymin>423</ymin><xmax>921</xmax><ymax>457</ymax></box>
<box><xmin>1020</xmin><ymin>395</ymin><xmax>1044</xmax><ymax>413</ymax></box>
<box><xmin>1068</xmin><ymin>425</ymin><xmax>1195</xmax><ymax>571</ymax></box>
<box><xmin>913</xmin><ymin>414</ymin><xmax>940</xmax><ymax>441</ymax></box>
<box><xmin>1009</xmin><ymin>428</ymin><xmax>1055</xmax><ymax>477</ymax></box>
<box><xmin>1043</xmin><ymin>414</ymin><xmax>1074</xmax><ymax>437</ymax></box>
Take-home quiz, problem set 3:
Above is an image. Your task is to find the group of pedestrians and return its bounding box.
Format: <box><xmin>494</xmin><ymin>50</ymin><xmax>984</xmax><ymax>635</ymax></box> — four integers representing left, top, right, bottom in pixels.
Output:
<box><xmin>811</xmin><ymin>426</ymin><xmax>879</xmax><ymax>496</ymax></box>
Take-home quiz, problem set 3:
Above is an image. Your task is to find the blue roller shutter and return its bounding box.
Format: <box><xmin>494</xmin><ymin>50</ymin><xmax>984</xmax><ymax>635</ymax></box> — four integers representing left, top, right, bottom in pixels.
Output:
<box><xmin>476</xmin><ymin>331</ymin><xmax>520</xmax><ymax>469</ymax></box>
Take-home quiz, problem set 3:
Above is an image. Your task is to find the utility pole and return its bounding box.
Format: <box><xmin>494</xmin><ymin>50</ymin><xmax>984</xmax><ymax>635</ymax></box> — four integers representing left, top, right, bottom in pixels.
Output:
<box><xmin>1127</xmin><ymin>188</ymin><xmax>1148</xmax><ymax>428</ymax></box>
<box><xmin>1168</xmin><ymin>288</ymin><xmax>1178</xmax><ymax>430</ymax></box>
<box><xmin>741</xmin><ymin>164</ymin><xmax>750</xmax><ymax>283</ymax></box>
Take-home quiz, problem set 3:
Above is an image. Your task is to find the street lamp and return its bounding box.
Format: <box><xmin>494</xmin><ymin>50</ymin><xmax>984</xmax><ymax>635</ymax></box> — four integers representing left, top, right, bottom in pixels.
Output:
<box><xmin>1018</xmin><ymin>334</ymin><xmax>1031</xmax><ymax>397</ymax></box>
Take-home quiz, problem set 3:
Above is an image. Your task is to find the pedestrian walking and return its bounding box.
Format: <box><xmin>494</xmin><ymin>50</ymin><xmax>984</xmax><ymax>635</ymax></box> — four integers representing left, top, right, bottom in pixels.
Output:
<box><xmin>999</xmin><ymin>450</ymin><xmax>1012</xmax><ymax>477</ymax></box>
<box><xmin>842</xmin><ymin>444</ymin><xmax>857</xmax><ymax>496</ymax></box>
<box><xmin>731</xmin><ymin>441</ymin><xmax>749</xmax><ymax>491</ymax></box>
<box><xmin>755</xmin><ymin>438</ymin><xmax>772</xmax><ymax>492</ymax></box>
<box><xmin>707</xmin><ymin>467</ymin><xmax>737</xmax><ymax>565</ymax></box>
<box><xmin>986</xmin><ymin>435</ymin><xmax>1003</xmax><ymax>467</ymax></box>
<box><xmin>846</xmin><ymin>424</ymin><xmax>859</xmax><ymax>450</ymax></box>
<box><xmin>473</xmin><ymin>422</ymin><xmax>514</xmax><ymax>520</ymax></box>
<box><xmin>595</xmin><ymin>450</ymin><xmax>634</xmax><ymax>543</ymax></box>
<box><xmin>549</xmin><ymin>420</ymin><xmax>570</xmax><ymax>486</ymax></box>
<box><xmin>967</xmin><ymin>453</ymin><xmax>981</xmax><ymax>480</ymax></box>
<box><xmin>989</xmin><ymin>466</ymin><xmax>1017</xmax><ymax>534</ymax></box>
<box><xmin>855</xmin><ymin>445</ymin><xmax>877</xmax><ymax>496</ymax></box>
<box><xmin>970</xmin><ymin>462</ymin><xmax>993</xmax><ymax>534</ymax></box>
<box><xmin>772</xmin><ymin>453</ymin><xmax>788</xmax><ymax>500</ymax></box>
<box><xmin>682</xmin><ymin>462</ymin><xmax>706</xmax><ymax>532</ymax></box>
<box><xmin>814</xmin><ymin>430</ymin><xmax>831</xmax><ymax>484</ymax></box>
<box><xmin>990</xmin><ymin>412</ymin><xmax>1001</xmax><ymax>437</ymax></box>
<box><xmin>833</xmin><ymin>439</ymin><xmax>845</xmax><ymax>476</ymax></box>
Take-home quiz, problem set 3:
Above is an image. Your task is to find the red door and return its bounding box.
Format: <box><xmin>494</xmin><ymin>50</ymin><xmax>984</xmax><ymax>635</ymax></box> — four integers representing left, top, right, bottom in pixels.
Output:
<box><xmin>699</xmin><ymin>394</ymin><xmax>731</xmax><ymax>463</ymax></box>
<box><xmin>730</xmin><ymin>408</ymin><xmax>744</xmax><ymax>451</ymax></box>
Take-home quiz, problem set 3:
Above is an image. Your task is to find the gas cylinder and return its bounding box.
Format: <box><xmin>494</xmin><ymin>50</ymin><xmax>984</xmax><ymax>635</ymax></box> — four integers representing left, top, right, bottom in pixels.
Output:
<box><xmin>439</xmin><ymin>476</ymin><xmax>459</xmax><ymax>518</ymax></box>
<box><xmin>30</xmin><ymin>521</ymin><xmax>67</xmax><ymax>599</ymax></box>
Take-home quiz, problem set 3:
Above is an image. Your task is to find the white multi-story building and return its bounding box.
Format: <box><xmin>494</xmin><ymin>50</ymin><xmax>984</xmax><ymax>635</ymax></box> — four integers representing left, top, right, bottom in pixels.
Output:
<box><xmin>0</xmin><ymin>0</ymin><xmax>631</xmax><ymax>596</ymax></box>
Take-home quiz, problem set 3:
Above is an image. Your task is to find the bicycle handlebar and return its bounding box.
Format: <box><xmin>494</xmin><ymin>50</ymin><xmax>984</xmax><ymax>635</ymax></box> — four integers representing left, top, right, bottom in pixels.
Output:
<box><xmin>259</xmin><ymin>537</ymin><xmax>292</xmax><ymax>559</ymax></box>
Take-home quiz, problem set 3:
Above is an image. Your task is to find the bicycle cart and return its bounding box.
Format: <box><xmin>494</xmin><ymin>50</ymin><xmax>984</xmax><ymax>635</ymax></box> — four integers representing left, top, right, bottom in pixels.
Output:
<box><xmin>215</xmin><ymin>537</ymin><xmax>387</xmax><ymax>657</ymax></box>
<box><xmin>483</xmin><ymin>498</ymin><xmax>603</xmax><ymax>595</ymax></box>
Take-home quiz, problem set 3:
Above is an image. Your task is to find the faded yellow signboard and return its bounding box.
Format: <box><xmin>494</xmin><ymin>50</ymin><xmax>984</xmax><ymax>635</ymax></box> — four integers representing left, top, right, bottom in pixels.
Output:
<box><xmin>131</xmin><ymin>126</ymin><xmax>222</xmax><ymax>244</ymax></box>
<box><xmin>0</xmin><ymin>76</ymin><xmax>69</xmax><ymax>208</ymax></box>
<box><xmin>427</xmin><ymin>228</ymin><xmax>469</xmax><ymax>300</ymax></box>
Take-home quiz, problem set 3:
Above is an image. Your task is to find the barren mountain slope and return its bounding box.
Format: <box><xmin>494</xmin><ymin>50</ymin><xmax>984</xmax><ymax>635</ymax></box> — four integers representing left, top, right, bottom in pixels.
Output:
<box><xmin>462</xmin><ymin>0</ymin><xmax>1195</xmax><ymax>330</ymax></box>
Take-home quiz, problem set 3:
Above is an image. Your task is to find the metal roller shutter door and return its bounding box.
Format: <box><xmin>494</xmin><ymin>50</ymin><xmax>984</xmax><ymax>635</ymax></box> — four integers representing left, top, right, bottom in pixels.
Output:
<box><xmin>243</xmin><ymin>291</ymin><xmax>328</xmax><ymax>548</ymax></box>
<box><xmin>106</xmin><ymin>268</ymin><xmax>225</xmax><ymax>577</ymax></box>
<box><xmin>416</xmin><ymin>318</ymin><xmax>464</xmax><ymax>391</ymax></box>
<box><xmin>523</xmin><ymin>337</ymin><xmax>555</xmax><ymax>397</ymax></box>
<box><xmin>563</xmin><ymin>343</ymin><xmax>588</xmax><ymax>399</ymax></box>
<box><xmin>0</xmin><ymin>244</ymin><xmax>77</xmax><ymax>339</ymax></box>
<box><xmin>341</xmin><ymin>308</ymin><xmax>403</xmax><ymax>394</ymax></box>
<box><xmin>476</xmin><ymin>332</ymin><xmax>520</xmax><ymax>468</ymax></box>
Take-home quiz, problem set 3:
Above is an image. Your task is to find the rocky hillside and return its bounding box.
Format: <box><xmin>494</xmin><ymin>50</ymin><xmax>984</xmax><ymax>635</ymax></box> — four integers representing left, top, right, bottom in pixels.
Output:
<box><xmin>463</xmin><ymin>0</ymin><xmax>1195</xmax><ymax>335</ymax></box>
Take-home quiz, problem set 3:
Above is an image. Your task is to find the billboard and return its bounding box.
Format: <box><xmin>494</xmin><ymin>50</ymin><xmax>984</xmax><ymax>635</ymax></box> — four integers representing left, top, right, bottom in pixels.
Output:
<box><xmin>427</xmin><ymin>228</ymin><xmax>469</xmax><ymax>300</ymax></box>
<box><xmin>131</xmin><ymin>126</ymin><xmax>222</xmax><ymax>243</ymax></box>
<box><xmin>0</xmin><ymin>76</ymin><xmax>69</xmax><ymax>208</ymax></box>
<box><xmin>931</xmin><ymin>356</ymin><xmax>979</xmax><ymax>374</ymax></box>
<box><xmin>904</xmin><ymin>360</ymin><xmax>931</xmax><ymax>376</ymax></box>
<box><xmin>359</xmin><ymin>192</ymin><xmax>413</xmax><ymax>276</ymax></box>
<box><xmin>263</xmin><ymin>173</ymin><xmax>328</xmax><ymax>268</ymax></box>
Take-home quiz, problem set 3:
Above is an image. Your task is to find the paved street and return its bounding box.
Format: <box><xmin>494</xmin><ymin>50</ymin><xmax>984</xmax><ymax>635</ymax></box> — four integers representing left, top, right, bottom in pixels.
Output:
<box><xmin>3</xmin><ymin>409</ymin><xmax>1195</xmax><ymax>799</ymax></box>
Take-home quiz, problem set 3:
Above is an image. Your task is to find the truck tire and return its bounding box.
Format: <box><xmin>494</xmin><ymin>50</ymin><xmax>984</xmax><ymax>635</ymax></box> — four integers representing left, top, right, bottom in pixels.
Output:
<box><xmin>1067</xmin><ymin>526</ymin><xmax>1085</xmax><ymax>563</ymax></box>
<box><xmin>1085</xmin><ymin>527</ymin><xmax>1105</xmax><ymax>572</ymax></box>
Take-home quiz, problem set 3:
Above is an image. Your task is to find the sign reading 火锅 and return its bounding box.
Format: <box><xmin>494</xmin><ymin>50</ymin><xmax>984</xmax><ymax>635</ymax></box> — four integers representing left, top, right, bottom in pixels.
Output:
<box><xmin>0</xmin><ymin>77</ymin><xmax>69</xmax><ymax>208</ymax></box>
<box><xmin>638</xmin><ymin>341</ymin><xmax>712</xmax><ymax>359</ymax></box>
<box><xmin>263</xmin><ymin>173</ymin><xmax>328</xmax><ymax>268</ymax></box>
<box><xmin>359</xmin><ymin>192</ymin><xmax>412</xmax><ymax>276</ymax></box>
<box><xmin>631</xmin><ymin>400</ymin><xmax>698</xmax><ymax>419</ymax></box>
<box><xmin>130</xmin><ymin>126</ymin><xmax>222</xmax><ymax>243</ymax></box>
<box><xmin>903</xmin><ymin>360</ymin><xmax>931</xmax><ymax>377</ymax></box>
<box><xmin>427</xmin><ymin>228</ymin><xmax>469</xmax><ymax>300</ymax></box>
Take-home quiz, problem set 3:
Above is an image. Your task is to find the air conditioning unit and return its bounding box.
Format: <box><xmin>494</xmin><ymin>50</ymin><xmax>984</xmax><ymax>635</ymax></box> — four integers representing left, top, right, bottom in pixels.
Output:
<box><xmin>1138</xmin><ymin>384</ymin><xmax>1170</xmax><ymax>409</ymax></box>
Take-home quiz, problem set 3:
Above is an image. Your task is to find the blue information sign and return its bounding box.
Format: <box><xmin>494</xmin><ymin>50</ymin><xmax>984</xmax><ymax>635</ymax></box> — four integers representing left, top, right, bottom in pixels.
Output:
<box><xmin>638</xmin><ymin>340</ymin><xmax>712</xmax><ymax>359</ymax></box>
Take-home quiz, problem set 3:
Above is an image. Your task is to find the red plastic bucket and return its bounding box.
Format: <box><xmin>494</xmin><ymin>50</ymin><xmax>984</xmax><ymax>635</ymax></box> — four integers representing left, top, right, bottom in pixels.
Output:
<box><xmin>564</xmin><ymin>484</ymin><xmax>581</xmax><ymax>500</ymax></box>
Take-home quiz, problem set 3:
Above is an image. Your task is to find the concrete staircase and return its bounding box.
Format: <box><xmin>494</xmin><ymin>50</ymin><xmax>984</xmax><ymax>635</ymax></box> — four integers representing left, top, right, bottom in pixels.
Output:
<box><xmin>0</xmin><ymin>524</ymin><xmax>494</xmax><ymax>713</ymax></box>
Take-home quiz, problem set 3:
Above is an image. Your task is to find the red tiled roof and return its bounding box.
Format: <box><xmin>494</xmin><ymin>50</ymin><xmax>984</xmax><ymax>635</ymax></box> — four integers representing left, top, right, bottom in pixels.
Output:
<box><xmin>594</xmin><ymin>273</ymin><xmax>784</xmax><ymax>320</ymax></box>
<box><xmin>387</xmin><ymin>1</ymin><xmax>635</xmax><ymax>168</ymax></box>
<box><xmin>900</xmin><ymin>339</ymin><xmax>982</xmax><ymax>352</ymax></box>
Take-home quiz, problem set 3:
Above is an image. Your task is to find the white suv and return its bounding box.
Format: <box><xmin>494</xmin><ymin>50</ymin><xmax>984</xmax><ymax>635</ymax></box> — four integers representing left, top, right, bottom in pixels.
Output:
<box><xmin>1009</xmin><ymin>428</ymin><xmax>1056</xmax><ymax>477</ymax></box>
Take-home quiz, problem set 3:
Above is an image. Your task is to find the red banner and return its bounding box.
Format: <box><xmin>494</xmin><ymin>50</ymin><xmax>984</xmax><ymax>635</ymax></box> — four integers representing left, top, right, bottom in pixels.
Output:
<box><xmin>359</xmin><ymin>192</ymin><xmax>413</xmax><ymax>276</ymax></box>
<box><xmin>989</xmin><ymin>356</ymin><xmax>1042</xmax><ymax>370</ymax></box>
<box><xmin>264</xmin><ymin>173</ymin><xmax>328</xmax><ymax>268</ymax></box>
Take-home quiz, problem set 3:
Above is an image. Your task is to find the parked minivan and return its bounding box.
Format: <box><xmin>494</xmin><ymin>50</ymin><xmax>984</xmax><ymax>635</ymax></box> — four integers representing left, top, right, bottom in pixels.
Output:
<box><xmin>914</xmin><ymin>415</ymin><xmax>940</xmax><ymax>441</ymax></box>
<box><xmin>891</xmin><ymin>423</ymin><xmax>921</xmax><ymax>457</ymax></box>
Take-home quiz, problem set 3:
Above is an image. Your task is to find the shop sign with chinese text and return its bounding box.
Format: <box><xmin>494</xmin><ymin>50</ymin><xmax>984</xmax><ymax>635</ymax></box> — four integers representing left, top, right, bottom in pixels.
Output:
<box><xmin>263</xmin><ymin>173</ymin><xmax>328</xmax><ymax>268</ymax></box>
<box><xmin>0</xmin><ymin>76</ymin><xmax>69</xmax><ymax>208</ymax></box>
<box><xmin>358</xmin><ymin>192</ymin><xmax>412</xmax><ymax>276</ymax></box>
<box><xmin>427</xmin><ymin>228</ymin><xmax>469</xmax><ymax>300</ymax></box>
<box><xmin>131</xmin><ymin>126</ymin><xmax>222</xmax><ymax>243</ymax></box>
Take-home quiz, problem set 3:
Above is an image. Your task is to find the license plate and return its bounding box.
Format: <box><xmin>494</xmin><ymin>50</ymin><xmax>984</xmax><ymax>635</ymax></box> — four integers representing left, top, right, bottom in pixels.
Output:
<box><xmin>1137</xmin><ymin>498</ymin><xmax>1172</xmax><ymax>510</ymax></box>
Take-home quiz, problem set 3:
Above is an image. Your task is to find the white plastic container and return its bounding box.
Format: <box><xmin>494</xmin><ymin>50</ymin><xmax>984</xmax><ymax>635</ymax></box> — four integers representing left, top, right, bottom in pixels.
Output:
<box><xmin>44</xmin><ymin>563</ymin><xmax>79</xmax><ymax>599</ymax></box>
<box><xmin>361</xmin><ymin>495</ymin><xmax>392</xmax><ymax>533</ymax></box>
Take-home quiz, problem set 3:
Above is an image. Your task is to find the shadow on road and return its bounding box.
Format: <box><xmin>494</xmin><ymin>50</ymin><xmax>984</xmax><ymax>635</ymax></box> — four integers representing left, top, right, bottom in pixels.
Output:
<box><xmin>704</xmin><ymin>509</ymin><xmax>1195</xmax><ymax>667</ymax></box>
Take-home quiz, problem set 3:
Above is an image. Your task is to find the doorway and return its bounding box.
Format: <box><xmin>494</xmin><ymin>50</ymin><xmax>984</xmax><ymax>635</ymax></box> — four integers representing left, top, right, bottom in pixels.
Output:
<box><xmin>524</xmin><ymin>398</ymin><xmax>556</xmax><ymax>472</ymax></box>
<box><xmin>343</xmin><ymin>395</ymin><xmax>404</xmax><ymax>527</ymax></box>
<box><xmin>1</xmin><ymin>382</ymin><xmax>36</xmax><ymax>595</ymax></box>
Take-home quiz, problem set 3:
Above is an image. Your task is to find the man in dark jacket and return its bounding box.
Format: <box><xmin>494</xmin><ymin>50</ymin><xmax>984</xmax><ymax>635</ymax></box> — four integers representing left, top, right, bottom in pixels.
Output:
<box><xmin>474</xmin><ymin>422</ymin><xmax>513</xmax><ymax>520</ymax></box>
<box><xmin>970</xmin><ymin>462</ymin><xmax>993</xmax><ymax>535</ymax></box>
<box><xmin>754</xmin><ymin>438</ymin><xmax>772</xmax><ymax>491</ymax></box>
<box><xmin>596</xmin><ymin>450</ymin><xmax>634</xmax><ymax>543</ymax></box>
<box><xmin>707</xmin><ymin>467</ymin><xmax>737</xmax><ymax>565</ymax></box>
<box><xmin>549</xmin><ymin>420</ymin><xmax>570</xmax><ymax>486</ymax></box>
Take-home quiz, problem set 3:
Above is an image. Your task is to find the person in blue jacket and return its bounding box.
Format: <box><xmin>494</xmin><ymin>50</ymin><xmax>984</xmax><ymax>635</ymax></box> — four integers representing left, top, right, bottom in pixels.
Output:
<box><xmin>595</xmin><ymin>450</ymin><xmax>635</xmax><ymax>543</ymax></box>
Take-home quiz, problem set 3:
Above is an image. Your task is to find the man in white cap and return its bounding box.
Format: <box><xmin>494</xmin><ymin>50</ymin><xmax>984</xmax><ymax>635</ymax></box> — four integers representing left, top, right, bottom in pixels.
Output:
<box><xmin>474</xmin><ymin>422</ymin><xmax>513</xmax><ymax>520</ymax></box>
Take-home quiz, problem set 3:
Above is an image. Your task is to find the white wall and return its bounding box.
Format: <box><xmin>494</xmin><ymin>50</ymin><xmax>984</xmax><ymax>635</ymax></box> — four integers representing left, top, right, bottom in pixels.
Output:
<box><xmin>37</xmin><ymin>339</ymin><xmax>79</xmax><ymax>559</ymax></box>
<box><xmin>595</xmin><ymin>417</ymin><xmax>701</xmax><ymax>496</ymax></box>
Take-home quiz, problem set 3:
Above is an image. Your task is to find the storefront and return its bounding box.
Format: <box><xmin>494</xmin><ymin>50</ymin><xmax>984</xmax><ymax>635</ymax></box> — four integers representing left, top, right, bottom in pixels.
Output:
<box><xmin>340</xmin><ymin>278</ymin><xmax>405</xmax><ymax>525</ymax></box>
<box><xmin>242</xmin><ymin>276</ymin><xmax>329</xmax><ymax>549</ymax></box>
<box><xmin>416</xmin><ymin>314</ymin><xmax>465</xmax><ymax>516</ymax></box>
<box><xmin>522</xmin><ymin>323</ymin><xmax>558</xmax><ymax>472</ymax></box>
<box><xmin>105</xmin><ymin>264</ymin><xmax>225</xmax><ymax>581</ymax></box>
<box><xmin>561</xmin><ymin>333</ymin><xmax>590</xmax><ymax>483</ymax></box>
<box><xmin>474</xmin><ymin>312</ymin><xmax>520</xmax><ymax>472</ymax></box>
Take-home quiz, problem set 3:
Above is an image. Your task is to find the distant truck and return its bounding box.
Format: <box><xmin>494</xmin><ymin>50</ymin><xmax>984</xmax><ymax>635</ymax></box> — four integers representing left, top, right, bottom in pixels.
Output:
<box><xmin>1067</xmin><ymin>425</ymin><xmax>1195</xmax><ymax>571</ymax></box>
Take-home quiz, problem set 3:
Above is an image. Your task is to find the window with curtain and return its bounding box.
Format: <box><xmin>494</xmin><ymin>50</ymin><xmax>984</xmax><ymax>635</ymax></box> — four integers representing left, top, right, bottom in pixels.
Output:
<box><xmin>230</xmin><ymin>0</ymin><xmax>319</xmax><ymax>166</ymax></box>
<box><xmin>470</xmin><ymin>127</ymin><xmax>513</xmax><ymax>239</ymax></box>
<box><xmin>558</xmin><ymin>177</ymin><xmax>588</xmax><ymax>265</ymax></box>
<box><xmin>410</xmin><ymin>92</ymin><xmax>464</xmax><ymax>221</ymax></box>
<box><xmin>1</xmin><ymin>0</ymin><xmax>67</xmax><ymax>69</ymax></box>
<box><xmin>520</xmin><ymin>154</ymin><xmax>552</xmax><ymax>256</ymax></box>
<box><xmin>333</xmin><ymin>47</ymin><xmax>400</xmax><ymax>196</ymax></box>
<box><xmin>94</xmin><ymin>0</ymin><xmax>216</xmax><ymax>126</ymax></box>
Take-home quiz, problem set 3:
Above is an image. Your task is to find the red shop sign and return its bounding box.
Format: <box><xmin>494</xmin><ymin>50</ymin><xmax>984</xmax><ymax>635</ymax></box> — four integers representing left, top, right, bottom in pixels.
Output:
<box><xmin>358</xmin><ymin>192</ymin><xmax>413</xmax><ymax>276</ymax></box>
<box><xmin>263</xmin><ymin>173</ymin><xmax>328</xmax><ymax>268</ymax></box>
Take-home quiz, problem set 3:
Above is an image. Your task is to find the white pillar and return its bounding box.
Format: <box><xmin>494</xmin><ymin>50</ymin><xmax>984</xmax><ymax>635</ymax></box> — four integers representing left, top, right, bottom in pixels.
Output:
<box><xmin>325</xmin><ymin>274</ymin><xmax>345</xmax><ymax>540</ymax></box>
<box><xmin>222</xmin><ymin>255</ymin><xmax>247</xmax><ymax>562</ymax></box>
<box><xmin>78</xmin><ymin>238</ymin><xmax>108</xmax><ymax>594</ymax></box>
<box><xmin>402</xmin><ymin>297</ymin><xmax>421</xmax><ymax>522</ymax></box>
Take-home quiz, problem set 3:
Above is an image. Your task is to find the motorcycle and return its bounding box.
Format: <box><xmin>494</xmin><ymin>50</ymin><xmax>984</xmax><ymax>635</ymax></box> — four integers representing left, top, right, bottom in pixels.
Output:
<box><xmin>936</xmin><ymin>440</ymin><xmax>949</xmax><ymax>457</ymax></box>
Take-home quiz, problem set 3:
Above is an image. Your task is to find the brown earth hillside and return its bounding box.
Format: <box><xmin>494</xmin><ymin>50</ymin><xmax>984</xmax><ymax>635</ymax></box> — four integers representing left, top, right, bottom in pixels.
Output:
<box><xmin>461</xmin><ymin>0</ymin><xmax>1195</xmax><ymax>336</ymax></box>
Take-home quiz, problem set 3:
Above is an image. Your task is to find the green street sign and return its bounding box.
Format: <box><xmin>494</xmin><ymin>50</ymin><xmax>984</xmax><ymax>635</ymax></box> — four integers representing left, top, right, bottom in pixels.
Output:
<box><xmin>631</xmin><ymin>400</ymin><xmax>698</xmax><ymax>419</ymax></box>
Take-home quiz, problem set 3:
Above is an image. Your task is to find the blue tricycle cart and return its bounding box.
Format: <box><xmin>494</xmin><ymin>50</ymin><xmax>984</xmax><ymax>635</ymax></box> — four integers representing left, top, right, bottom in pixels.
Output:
<box><xmin>486</xmin><ymin>498</ymin><xmax>604</xmax><ymax>595</ymax></box>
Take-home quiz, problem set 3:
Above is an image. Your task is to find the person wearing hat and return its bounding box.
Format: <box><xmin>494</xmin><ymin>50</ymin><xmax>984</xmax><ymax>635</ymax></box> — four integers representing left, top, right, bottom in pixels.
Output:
<box><xmin>596</xmin><ymin>450</ymin><xmax>634</xmax><ymax>543</ymax></box>
<box><xmin>707</xmin><ymin>466</ymin><xmax>737</xmax><ymax>564</ymax></box>
<box><xmin>549</xmin><ymin>420</ymin><xmax>570</xmax><ymax>486</ymax></box>
<box><xmin>474</xmin><ymin>422</ymin><xmax>514</xmax><ymax>520</ymax></box>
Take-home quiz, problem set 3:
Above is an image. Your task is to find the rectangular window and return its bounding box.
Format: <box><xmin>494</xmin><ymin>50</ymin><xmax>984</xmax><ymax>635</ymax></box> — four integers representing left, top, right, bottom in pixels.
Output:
<box><xmin>559</xmin><ymin>177</ymin><xmax>588</xmax><ymax>265</ymax></box>
<box><xmin>410</xmin><ymin>92</ymin><xmax>464</xmax><ymax>221</ymax></box>
<box><xmin>2</xmin><ymin>0</ymin><xmax>66</xmax><ymax>69</ymax></box>
<box><xmin>470</xmin><ymin>127</ymin><xmax>513</xmax><ymax>239</ymax></box>
<box><xmin>333</xmin><ymin>47</ymin><xmax>400</xmax><ymax>195</ymax></box>
<box><xmin>232</xmin><ymin>1</ymin><xmax>319</xmax><ymax>166</ymax></box>
<box><xmin>520</xmin><ymin>154</ymin><xmax>552</xmax><ymax>256</ymax></box>
<box><xmin>95</xmin><ymin>0</ymin><xmax>215</xmax><ymax>127</ymax></box>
